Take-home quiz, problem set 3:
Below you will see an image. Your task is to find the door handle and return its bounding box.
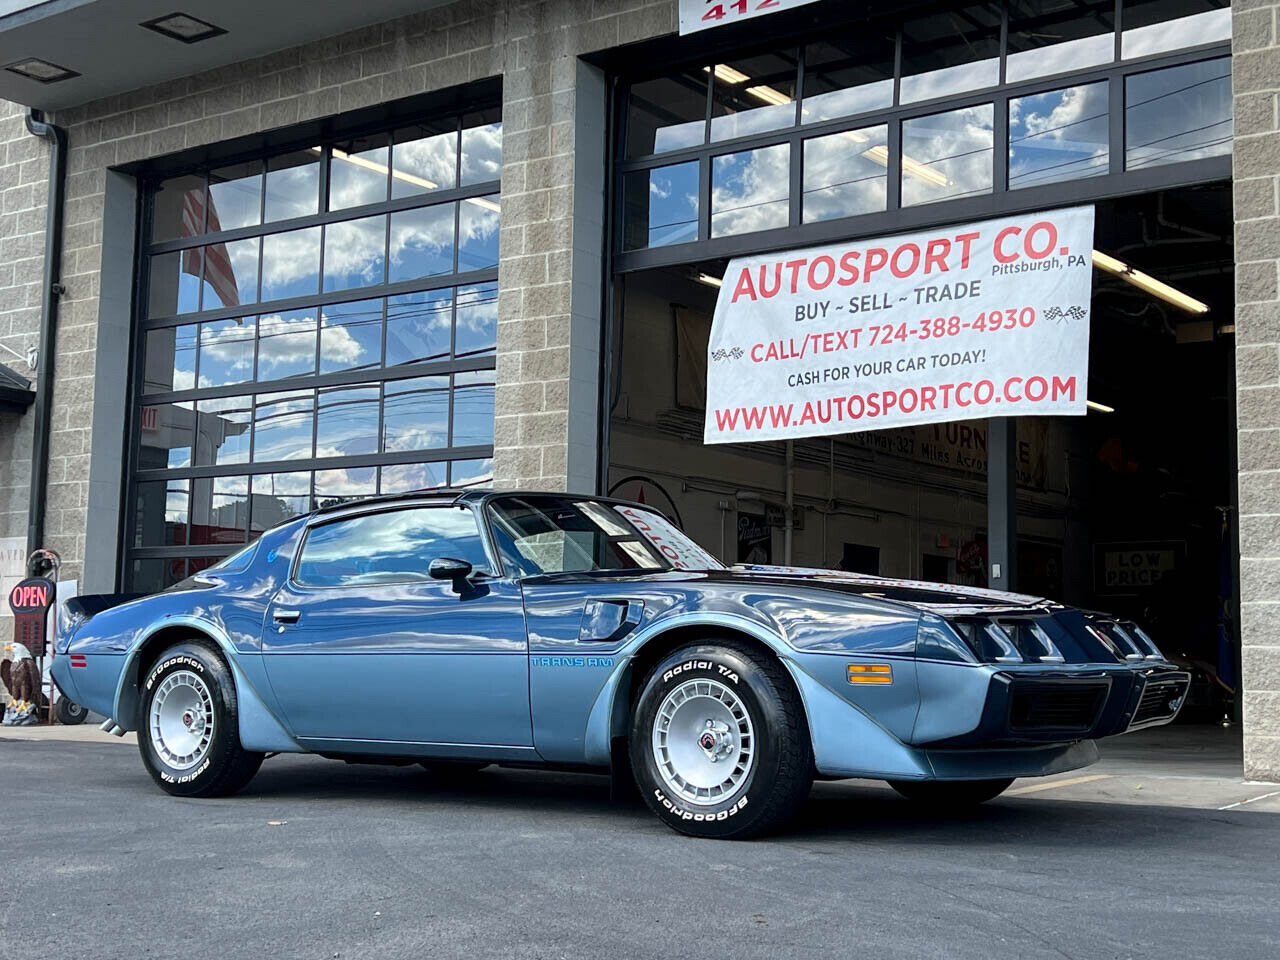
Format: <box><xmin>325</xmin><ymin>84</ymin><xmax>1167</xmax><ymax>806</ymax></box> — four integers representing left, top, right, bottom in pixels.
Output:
<box><xmin>272</xmin><ymin>608</ymin><xmax>301</xmax><ymax>624</ymax></box>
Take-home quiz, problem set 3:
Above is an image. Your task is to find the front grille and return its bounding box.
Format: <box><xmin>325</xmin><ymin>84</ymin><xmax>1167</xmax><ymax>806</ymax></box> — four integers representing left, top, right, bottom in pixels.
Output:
<box><xmin>1009</xmin><ymin>681</ymin><xmax>1109</xmax><ymax>732</ymax></box>
<box><xmin>1132</xmin><ymin>679</ymin><xmax>1187</xmax><ymax>726</ymax></box>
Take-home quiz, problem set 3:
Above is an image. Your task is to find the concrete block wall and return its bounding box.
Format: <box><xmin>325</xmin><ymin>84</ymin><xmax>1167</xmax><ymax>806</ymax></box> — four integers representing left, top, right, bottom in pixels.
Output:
<box><xmin>0</xmin><ymin>0</ymin><xmax>676</xmax><ymax>588</ymax></box>
<box><xmin>0</xmin><ymin>99</ymin><xmax>47</xmax><ymax>546</ymax></box>
<box><xmin>1234</xmin><ymin>1</ymin><xmax>1280</xmax><ymax>781</ymax></box>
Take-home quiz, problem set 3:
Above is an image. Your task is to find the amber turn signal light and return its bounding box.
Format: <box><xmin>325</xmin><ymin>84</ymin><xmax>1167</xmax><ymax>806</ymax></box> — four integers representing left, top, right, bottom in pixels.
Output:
<box><xmin>847</xmin><ymin>663</ymin><xmax>893</xmax><ymax>684</ymax></box>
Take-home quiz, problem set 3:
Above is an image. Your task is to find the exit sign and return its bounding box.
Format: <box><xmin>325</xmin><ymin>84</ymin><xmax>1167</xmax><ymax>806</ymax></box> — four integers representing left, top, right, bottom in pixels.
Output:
<box><xmin>679</xmin><ymin>0</ymin><xmax>823</xmax><ymax>35</ymax></box>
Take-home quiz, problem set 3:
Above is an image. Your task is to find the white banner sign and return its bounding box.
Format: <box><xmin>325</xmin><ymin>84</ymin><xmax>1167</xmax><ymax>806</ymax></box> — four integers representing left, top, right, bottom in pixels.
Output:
<box><xmin>704</xmin><ymin>206</ymin><xmax>1095</xmax><ymax>444</ymax></box>
<box><xmin>679</xmin><ymin>0</ymin><xmax>822</xmax><ymax>35</ymax></box>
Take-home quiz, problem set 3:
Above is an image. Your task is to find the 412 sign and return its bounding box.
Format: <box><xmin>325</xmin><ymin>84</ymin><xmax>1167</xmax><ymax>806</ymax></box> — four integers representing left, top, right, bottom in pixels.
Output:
<box><xmin>679</xmin><ymin>0</ymin><xmax>822</xmax><ymax>35</ymax></box>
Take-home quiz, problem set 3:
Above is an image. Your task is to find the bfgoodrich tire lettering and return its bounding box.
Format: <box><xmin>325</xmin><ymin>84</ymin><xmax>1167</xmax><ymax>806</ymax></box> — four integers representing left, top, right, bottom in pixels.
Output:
<box><xmin>630</xmin><ymin>639</ymin><xmax>812</xmax><ymax>839</ymax></box>
<box><xmin>137</xmin><ymin>640</ymin><xmax>264</xmax><ymax>798</ymax></box>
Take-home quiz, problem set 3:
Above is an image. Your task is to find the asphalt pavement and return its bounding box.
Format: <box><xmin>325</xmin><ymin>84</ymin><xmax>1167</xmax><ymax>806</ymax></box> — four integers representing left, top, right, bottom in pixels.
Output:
<box><xmin>2</xmin><ymin>737</ymin><xmax>1277</xmax><ymax>960</ymax></box>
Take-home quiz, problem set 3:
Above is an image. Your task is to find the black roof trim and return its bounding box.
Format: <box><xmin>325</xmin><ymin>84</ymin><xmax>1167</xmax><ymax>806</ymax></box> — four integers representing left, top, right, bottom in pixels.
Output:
<box><xmin>0</xmin><ymin>360</ymin><xmax>34</xmax><ymax>412</ymax></box>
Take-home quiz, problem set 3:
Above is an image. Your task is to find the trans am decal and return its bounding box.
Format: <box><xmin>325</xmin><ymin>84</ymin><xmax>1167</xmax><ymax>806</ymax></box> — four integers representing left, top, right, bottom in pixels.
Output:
<box><xmin>533</xmin><ymin>656</ymin><xmax>615</xmax><ymax>668</ymax></box>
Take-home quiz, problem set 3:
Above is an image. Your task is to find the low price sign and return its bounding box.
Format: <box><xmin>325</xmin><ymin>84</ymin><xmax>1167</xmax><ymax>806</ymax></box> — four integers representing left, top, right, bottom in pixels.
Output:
<box><xmin>704</xmin><ymin>206</ymin><xmax>1095</xmax><ymax>444</ymax></box>
<box><xmin>679</xmin><ymin>0</ymin><xmax>822</xmax><ymax>34</ymax></box>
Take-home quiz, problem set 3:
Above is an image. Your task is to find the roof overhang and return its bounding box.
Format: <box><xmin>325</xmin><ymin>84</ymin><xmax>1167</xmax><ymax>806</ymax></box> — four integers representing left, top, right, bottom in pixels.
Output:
<box><xmin>0</xmin><ymin>0</ymin><xmax>452</xmax><ymax>111</ymax></box>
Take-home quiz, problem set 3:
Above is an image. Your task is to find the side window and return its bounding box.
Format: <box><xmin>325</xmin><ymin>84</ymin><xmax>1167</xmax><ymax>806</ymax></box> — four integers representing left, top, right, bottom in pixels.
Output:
<box><xmin>296</xmin><ymin>506</ymin><xmax>490</xmax><ymax>586</ymax></box>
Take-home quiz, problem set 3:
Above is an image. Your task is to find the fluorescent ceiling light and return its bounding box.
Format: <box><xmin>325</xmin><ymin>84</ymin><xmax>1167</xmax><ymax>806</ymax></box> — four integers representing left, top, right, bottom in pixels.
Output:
<box><xmin>695</xmin><ymin>272</ymin><xmax>723</xmax><ymax>288</ymax></box>
<box><xmin>706</xmin><ymin>65</ymin><xmax>949</xmax><ymax>188</ymax></box>
<box><xmin>318</xmin><ymin>147</ymin><xmax>500</xmax><ymax>212</ymax></box>
<box><xmin>4</xmin><ymin>58</ymin><xmax>79</xmax><ymax>83</ymax></box>
<box><xmin>1092</xmin><ymin>249</ymin><xmax>1209</xmax><ymax>315</ymax></box>
<box><xmin>141</xmin><ymin>13</ymin><xmax>227</xmax><ymax>44</ymax></box>
<box><xmin>1086</xmin><ymin>400</ymin><xmax>1115</xmax><ymax>414</ymax></box>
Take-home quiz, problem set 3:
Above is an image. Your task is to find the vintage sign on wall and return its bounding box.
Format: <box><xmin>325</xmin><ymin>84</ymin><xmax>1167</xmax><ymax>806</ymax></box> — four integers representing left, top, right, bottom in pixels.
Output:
<box><xmin>679</xmin><ymin>0</ymin><xmax>822</xmax><ymax>35</ymax></box>
<box><xmin>704</xmin><ymin>206</ymin><xmax>1095</xmax><ymax>444</ymax></box>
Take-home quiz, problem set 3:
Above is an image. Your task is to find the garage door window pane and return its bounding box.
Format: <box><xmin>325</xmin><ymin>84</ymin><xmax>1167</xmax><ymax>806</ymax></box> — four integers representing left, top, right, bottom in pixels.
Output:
<box><xmin>314</xmin><ymin>466</ymin><xmax>377</xmax><ymax>505</ymax></box>
<box><xmin>195</xmin><ymin>396</ymin><xmax>252</xmax><ymax>466</ymax></box>
<box><xmin>803</xmin><ymin>125</ymin><xmax>888</xmax><ymax>223</ymax></box>
<box><xmin>261</xmin><ymin>226</ymin><xmax>321</xmax><ymax>302</ymax></box>
<box><xmin>387</xmin><ymin>289</ymin><xmax>452</xmax><ymax>366</ymax></box>
<box><xmin>711</xmin><ymin>144</ymin><xmax>790</xmax><ymax>238</ymax></box>
<box><xmin>143</xmin><ymin>324</ymin><xmax>197</xmax><ymax>394</ymax></box>
<box><xmin>459</xmin><ymin>196</ymin><xmax>500</xmax><ymax>271</ymax></box>
<box><xmin>253</xmin><ymin>390</ymin><xmax>314</xmax><ymax>463</ymax></box>
<box><xmin>265</xmin><ymin>148</ymin><xmax>321</xmax><ymax>222</ymax></box>
<box><xmin>622</xmin><ymin>161</ymin><xmax>700</xmax><ymax>251</ymax></box>
<box><xmin>330</xmin><ymin>137</ymin><xmax>390</xmax><ymax>210</ymax></box>
<box><xmin>900</xmin><ymin>4</ymin><xmax>1001</xmax><ymax>104</ymax></box>
<box><xmin>148</xmin><ymin>250</ymin><xmax>202</xmax><ymax>317</ymax></box>
<box><xmin>384</xmin><ymin>375</ymin><xmax>449</xmax><ymax>452</ymax></box>
<box><xmin>251</xmin><ymin>472</ymin><xmax>312</xmax><ymax>531</ymax></box>
<box><xmin>191</xmin><ymin>475</ymin><xmax>248</xmax><ymax>544</ymax></box>
<box><xmin>320</xmin><ymin>299</ymin><xmax>383</xmax><ymax>373</ymax></box>
<box><xmin>455</xmin><ymin>282</ymin><xmax>498</xmax><ymax>357</ymax></box>
<box><xmin>134</xmin><ymin>478</ymin><xmax>189</xmax><ymax>546</ymax></box>
<box><xmin>460</xmin><ymin>115</ymin><xmax>502</xmax><ymax>186</ymax></box>
<box><xmin>452</xmin><ymin>370</ymin><xmax>495</xmax><ymax>447</ymax></box>
<box><xmin>324</xmin><ymin>214</ymin><xmax>387</xmax><ymax>292</ymax></box>
<box><xmin>207</xmin><ymin>161</ymin><xmax>262</xmax><ymax>231</ymax></box>
<box><xmin>317</xmin><ymin>384</ymin><xmax>380</xmax><ymax>460</ymax></box>
<box><xmin>450</xmin><ymin>458</ymin><xmax>493</xmax><ymax>488</ymax></box>
<box><xmin>257</xmin><ymin>309</ymin><xmax>317</xmax><ymax>381</ymax></box>
<box><xmin>801</xmin><ymin>37</ymin><xmax>894</xmax><ymax>124</ymax></box>
<box><xmin>901</xmin><ymin>104</ymin><xmax>994</xmax><ymax>207</ymax></box>
<box><xmin>1122</xmin><ymin>0</ymin><xmax>1231</xmax><ymax>59</ymax></box>
<box><xmin>200</xmin><ymin>237</ymin><xmax>260</xmax><ymax>310</ymax></box>
<box><xmin>197</xmin><ymin>318</ymin><xmax>255</xmax><ymax>388</ymax></box>
<box><xmin>1009</xmin><ymin>82</ymin><xmax>1110</xmax><ymax>189</ymax></box>
<box><xmin>627</xmin><ymin>72</ymin><xmax>708</xmax><ymax>157</ymax></box>
<box><xmin>710</xmin><ymin>54</ymin><xmax>798</xmax><ymax>142</ymax></box>
<box><xmin>151</xmin><ymin>174</ymin><xmax>206</xmax><ymax>242</ymax></box>
<box><xmin>380</xmin><ymin>460</ymin><xmax>448</xmax><ymax>493</ymax></box>
<box><xmin>390</xmin><ymin>204</ymin><xmax>455</xmax><ymax>282</ymax></box>
<box><xmin>393</xmin><ymin>124</ymin><xmax>458</xmax><ymax>197</ymax></box>
<box><xmin>138</xmin><ymin>401</ymin><xmax>193</xmax><ymax>469</ymax></box>
<box><xmin>1006</xmin><ymin>0</ymin><xmax>1115</xmax><ymax>84</ymax></box>
<box><xmin>1125</xmin><ymin>58</ymin><xmax>1232</xmax><ymax>169</ymax></box>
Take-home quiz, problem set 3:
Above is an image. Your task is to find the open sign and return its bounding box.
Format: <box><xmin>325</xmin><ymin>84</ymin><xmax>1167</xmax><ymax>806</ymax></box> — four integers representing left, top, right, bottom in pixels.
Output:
<box><xmin>9</xmin><ymin>577</ymin><xmax>54</xmax><ymax>613</ymax></box>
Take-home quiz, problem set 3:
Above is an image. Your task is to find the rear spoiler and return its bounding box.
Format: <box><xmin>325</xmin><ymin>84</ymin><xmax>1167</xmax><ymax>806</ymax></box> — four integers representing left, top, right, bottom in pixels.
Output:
<box><xmin>63</xmin><ymin>593</ymin><xmax>145</xmax><ymax>622</ymax></box>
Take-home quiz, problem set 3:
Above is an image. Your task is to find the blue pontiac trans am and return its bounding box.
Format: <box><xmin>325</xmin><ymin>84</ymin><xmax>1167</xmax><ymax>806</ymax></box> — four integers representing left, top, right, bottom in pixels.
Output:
<box><xmin>51</xmin><ymin>490</ymin><xmax>1189</xmax><ymax>838</ymax></box>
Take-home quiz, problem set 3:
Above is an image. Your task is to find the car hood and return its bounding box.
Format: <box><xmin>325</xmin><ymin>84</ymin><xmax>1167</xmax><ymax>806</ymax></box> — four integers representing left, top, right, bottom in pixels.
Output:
<box><xmin>715</xmin><ymin>564</ymin><xmax>1052</xmax><ymax>616</ymax></box>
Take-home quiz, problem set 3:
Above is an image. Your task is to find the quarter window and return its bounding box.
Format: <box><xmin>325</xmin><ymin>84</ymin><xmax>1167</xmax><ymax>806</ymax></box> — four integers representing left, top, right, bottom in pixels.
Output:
<box><xmin>296</xmin><ymin>507</ymin><xmax>490</xmax><ymax>586</ymax></box>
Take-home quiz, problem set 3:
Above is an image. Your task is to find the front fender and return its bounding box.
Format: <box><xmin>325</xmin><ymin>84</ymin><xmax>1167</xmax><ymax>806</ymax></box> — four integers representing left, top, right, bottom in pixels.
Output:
<box><xmin>114</xmin><ymin>616</ymin><xmax>304</xmax><ymax>754</ymax></box>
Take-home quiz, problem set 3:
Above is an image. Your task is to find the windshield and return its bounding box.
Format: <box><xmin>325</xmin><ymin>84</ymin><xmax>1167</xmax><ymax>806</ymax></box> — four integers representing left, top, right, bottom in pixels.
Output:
<box><xmin>486</xmin><ymin>495</ymin><xmax>723</xmax><ymax>576</ymax></box>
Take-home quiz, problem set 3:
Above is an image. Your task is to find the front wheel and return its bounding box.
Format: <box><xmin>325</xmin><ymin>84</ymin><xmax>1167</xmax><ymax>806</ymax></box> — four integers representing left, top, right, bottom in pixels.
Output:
<box><xmin>630</xmin><ymin>640</ymin><xmax>812</xmax><ymax>839</ymax></box>
<box><xmin>137</xmin><ymin>640</ymin><xmax>264</xmax><ymax>798</ymax></box>
<box><xmin>887</xmin><ymin>777</ymin><xmax>1015</xmax><ymax>807</ymax></box>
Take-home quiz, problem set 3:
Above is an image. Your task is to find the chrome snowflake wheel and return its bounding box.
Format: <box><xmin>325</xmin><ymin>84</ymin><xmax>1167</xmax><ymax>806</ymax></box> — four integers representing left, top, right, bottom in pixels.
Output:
<box><xmin>148</xmin><ymin>669</ymin><xmax>215</xmax><ymax>770</ymax></box>
<box><xmin>651</xmin><ymin>677</ymin><xmax>754</xmax><ymax>806</ymax></box>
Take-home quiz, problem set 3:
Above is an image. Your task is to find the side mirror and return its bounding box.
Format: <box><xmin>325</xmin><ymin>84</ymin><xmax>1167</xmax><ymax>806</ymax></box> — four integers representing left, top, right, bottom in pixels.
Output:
<box><xmin>429</xmin><ymin>557</ymin><xmax>473</xmax><ymax>585</ymax></box>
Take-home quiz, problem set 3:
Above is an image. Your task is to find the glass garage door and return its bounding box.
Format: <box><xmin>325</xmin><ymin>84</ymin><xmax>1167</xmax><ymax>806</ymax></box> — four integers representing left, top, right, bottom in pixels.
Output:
<box><xmin>126</xmin><ymin>108</ymin><xmax>502</xmax><ymax>591</ymax></box>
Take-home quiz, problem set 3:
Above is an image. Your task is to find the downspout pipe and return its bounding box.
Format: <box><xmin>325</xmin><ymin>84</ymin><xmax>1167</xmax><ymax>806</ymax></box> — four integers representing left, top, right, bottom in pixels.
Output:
<box><xmin>23</xmin><ymin>107</ymin><xmax>67</xmax><ymax>561</ymax></box>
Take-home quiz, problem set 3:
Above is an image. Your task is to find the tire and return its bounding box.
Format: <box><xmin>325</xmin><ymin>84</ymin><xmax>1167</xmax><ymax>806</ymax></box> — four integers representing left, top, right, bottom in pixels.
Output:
<box><xmin>55</xmin><ymin>697</ymin><xmax>88</xmax><ymax>725</ymax></box>
<box><xmin>630</xmin><ymin>639</ymin><xmax>812</xmax><ymax>839</ymax></box>
<box><xmin>137</xmin><ymin>640</ymin><xmax>264</xmax><ymax>798</ymax></box>
<box><xmin>887</xmin><ymin>777</ymin><xmax>1015</xmax><ymax>807</ymax></box>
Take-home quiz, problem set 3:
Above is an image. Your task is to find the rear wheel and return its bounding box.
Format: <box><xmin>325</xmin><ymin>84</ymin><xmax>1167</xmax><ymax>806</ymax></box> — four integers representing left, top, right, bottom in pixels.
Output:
<box><xmin>630</xmin><ymin>640</ymin><xmax>812</xmax><ymax>839</ymax></box>
<box><xmin>54</xmin><ymin>697</ymin><xmax>88</xmax><ymax>725</ymax></box>
<box><xmin>138</xmin><ymin>640</ymin><xmax>263</xmax><ymax>798</ymax></box>
<box><xmin>887</xmin><ymin>778</ymin><xmax>1015</xmax><ymax>807</ymax></box>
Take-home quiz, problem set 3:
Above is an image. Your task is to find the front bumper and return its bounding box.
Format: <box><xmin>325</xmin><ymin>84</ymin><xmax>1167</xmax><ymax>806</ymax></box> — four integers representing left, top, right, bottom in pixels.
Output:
<box><xmin>922</xmin><ymin>664</ymin><xmax>1190</xmax><ymax>747</ymax></box>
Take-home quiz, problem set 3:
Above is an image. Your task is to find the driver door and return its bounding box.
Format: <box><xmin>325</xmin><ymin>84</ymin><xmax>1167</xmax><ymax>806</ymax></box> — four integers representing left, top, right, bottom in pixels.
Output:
<box><xmin>262</xmin><ymin>503</ymin><xmax>532</xmax><ymax>749</ymax></box>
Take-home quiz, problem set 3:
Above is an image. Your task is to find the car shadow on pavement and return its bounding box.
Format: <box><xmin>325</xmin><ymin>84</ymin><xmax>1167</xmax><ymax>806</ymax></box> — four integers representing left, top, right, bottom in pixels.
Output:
<box><xmin>232</xmin><ymin>754</ymin><xmax>1279</xmax><ymax>848</ymax></box>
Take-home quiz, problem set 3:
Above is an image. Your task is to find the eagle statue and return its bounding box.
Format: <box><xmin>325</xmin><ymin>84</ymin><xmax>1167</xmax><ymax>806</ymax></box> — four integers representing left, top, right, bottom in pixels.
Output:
<box><xmin>2</xmin><ymin>641</ymin><xmax>43</xmax><ymax>725</ymax></box>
